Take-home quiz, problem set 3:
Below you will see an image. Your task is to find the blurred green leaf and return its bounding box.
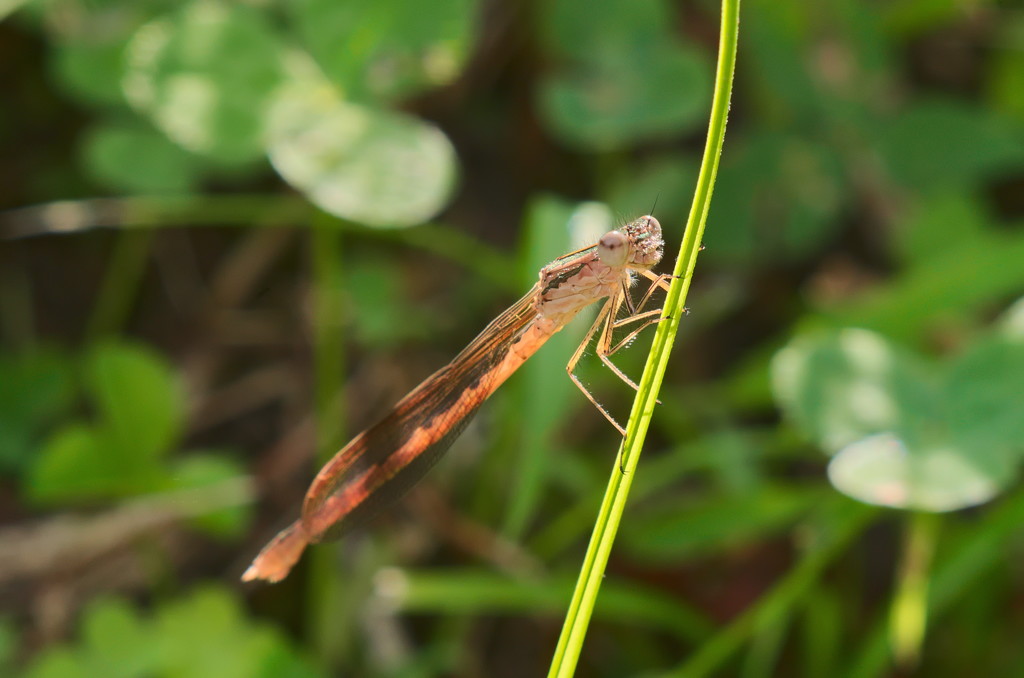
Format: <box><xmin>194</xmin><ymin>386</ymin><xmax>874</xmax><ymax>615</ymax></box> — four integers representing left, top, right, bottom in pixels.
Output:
<box><xmin>22</xmin><ymin>588</ymin><xmax>321</xmax><ymax>678</ymax></box>
<box><xmin>881</xmin><ymin>0</ymin><xmax>964</xmax><ymax>36</ymax></box>
<box><xmin>622</xmin><ymin>485</ymin><xmax>825</xmax><ymax>562</ymax></box>
<box><xmin>27</xmin><ymin>341</ymin><xmax>214</xmax><ymax>505</ymax></box>
<box><xmin>743</xmin><ymin>0</ymin><xmax>820</xmax><ymax>120</ymax></box>
<box><xmin>704</xmin><ymin>132</ymin><xmax>845</xmax><ymax>263</ymax></box>
<box><xmin>346</xmin><ymin>255</ymin><xmax>433</xmax><ymax>346</ymax></box>
<box><xmin>81</xmin><ymin>121</ymin><xmax>200</xmax><ymax>193</ymax></box>
<box><xmin>987</xmin><ymin>16</ymin><xmax>1024</xmax><ymax>122</ymax></box>
<box><xmin>538</xmin><ymin>43</ymin><xmax>710</xmax><ymax>150</ymax></box>
<box><xmin>0</xmin><ymin>617</ymin><xmax>15</xmax><ymax>672</ymax></box>
<box><xmin>541</xmin><ymin>0</ymin><xmax>674</xmax><ymax>61</ymax></box>
<box><xmin>293</xmin><ymin>0</ymin><xmax>476</xmax><ymax>104</ymax></box>
<box><xmin>24</xmin><ymin>648</ymin><xmax>91</xmax><ymax>678</ymax></box>
<box><xmin>775</xmin><ymin>328</ymin><xmax>1024</xmax><ymax>512</ymax></box>
<box><xmin>267</xmin><ymin>80</ymin><xmax>457</xmax><ymax>226</ymax></box>
<box><xmin>395</xmin><ymin>569</ymin><xmax>713</xmax><ymax>641</ymax></box>
<box><xmin>772</xmin><ymin>328</ymin><xmax>937</xmax><ymax>453</ymax></box>
<box><xmin>826</xmin><ymin>433</ymin><xmax>1004</xmax><ymax>512</ymax></box>
<box><xmin>0</xmin><ymin>349</ymin><xmax>75</xmax><ymax>475</ymax></box>
<box><xmin>538</xmin><ymin>0</ymin><xmax>709</xmax><ymax>150</ymax></box>
<box><xmin>85</xmin><ymin>341</ymin><xmax>183</xmax><ymax>464</ymax></box>
<box><xmin>604</xmin><ymin>155</ymin><xmax>696</xmax><ymax>230</ymax></box>
<box><xmin>823</xmin><ymin>229</ymin><xmax>1024</xmax><ymax>342</ymax></box>
<box><xmin>893</xmin><ymin>193</ymin><xmax>987</xmax><ymax>266</ymax></box>
<box><xmin>52</xmin><ymin>40</ymin><xmax>130</xmax><ymax>108</ymax></box>
<box><xmin>876</xmin><ymin>100</ymin><xmax>1024</xmax><ymax>194</ymax></box>
<box><xmin>999</xmin><ymin>295</ymin><xmax>1024</xmax><ymax>340</ymax></box>
<box><xmin>166</xmin><ymin>454</ymin><xmax>251</xmax><ymax>537</ymax></box>
<box><xmin>155</xmin><ymin>588</ymin><xmax>320</xmax><ymax>678</ymax></box>
<box><xmin>123</xmin><ymin>0</ymin><xmax>286</xmax><ymax>164</ymax></box>
<box><xmin>30</xmin><ymin>424</ymin><xmax>152</xmax><ymax>502</ymax></box>
<box><xmin>80</xmin><ymin>598</ymin><xmax>156</xmax><ymax>678</ymax></box>
<box><xmin>944</xmin><ymin>336</ymin><xmax>1024</xmax><ymax>456</ymax></box>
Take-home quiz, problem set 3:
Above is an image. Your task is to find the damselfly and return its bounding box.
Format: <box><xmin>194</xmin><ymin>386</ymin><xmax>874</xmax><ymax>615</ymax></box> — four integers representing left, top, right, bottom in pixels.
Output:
<box><xmin>243</xmin><ymin>215</ymin><xmax>669</xmax><ymax>582</ymax></box>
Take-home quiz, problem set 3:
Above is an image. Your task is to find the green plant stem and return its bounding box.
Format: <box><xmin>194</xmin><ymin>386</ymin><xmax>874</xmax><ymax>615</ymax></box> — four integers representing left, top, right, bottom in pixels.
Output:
<box><xmin>86</xmin><ymin>229</ymin><xmax>154</xmax><ymax>341</ymax></box>
<box><xmin>3</xmin><ymin>195</ymin><xmax>516</xmax><ymax>291</ymax></box>
<box><xmin>546</xmin><ymin>1</ymin><xmax>741</xmax><ymax>675</ymax></box>
<box><xmin>308</xmin><ymin>214</ymin><xmax>349</xmax><ymax>668</ymax></box>
<box><xmin>846</xmin><ymin>489</ymin><xmax>1024</xmax><ymax>678</ymax></box>
<box><xmin>889</xmin><ymin>512</ymin><xmax>940</xmax><ymax>668</ymax></box>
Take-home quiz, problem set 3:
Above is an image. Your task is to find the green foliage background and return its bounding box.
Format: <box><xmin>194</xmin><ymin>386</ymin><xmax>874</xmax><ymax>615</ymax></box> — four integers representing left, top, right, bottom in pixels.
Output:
<box><xmin>1</xmin><ymin>0</ymin><xmax>1023</xmax><ymax>676</ymax></box>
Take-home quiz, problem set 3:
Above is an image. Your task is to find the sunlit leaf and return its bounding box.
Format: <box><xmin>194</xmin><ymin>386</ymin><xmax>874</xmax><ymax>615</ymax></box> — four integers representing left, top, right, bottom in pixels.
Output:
<box><xmin>776</xmin><ymin>328</ymin><xmax>1024</xmax><ymax>512</ymax></box>
<box><xmin>772</xmin><ymin>329</ymin><xmax>937</xmax><ymax>453</ymax></box>
<box><xmin>267</xmin><ymin>81</ymin><xmax>457</xmax><ymax>226</ymax></box>
<box><xmin>827</xmin><ymin>433</ymin><xmax>1002</xmax><ymax>512</ymax></box>
<box><xmin>123</xmin><ymin>0</ymin><xmax>286</xmax><ymax>164</ymax></box>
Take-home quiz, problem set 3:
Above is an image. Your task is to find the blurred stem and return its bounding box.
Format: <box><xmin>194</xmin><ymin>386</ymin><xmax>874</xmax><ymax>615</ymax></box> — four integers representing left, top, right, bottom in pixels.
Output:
<box><xmin>4</xmin><ymin>195</ymin><xmax>516</xmax><ymax>291</ymax></box>
<box><xmin>86</xmin><ymin>229</ymin><xmax>154</xmax><ymax>341</ymax></box>
<box><xmin>308</xmin><ymin>214</ymin><xmax>349</xmax><ymax>667</ymax></box>
<box><xmin>889</xmin><ymin>511</ymin><xmax>940</xmax><ymax>669</ymax></box>
<box><xmin>0</xmin><ymin>254</ymin><xmax>33</xmax><ymax>347</ymax></box>
<box><xmin>547</xmin><ymin>1</ymin><xmax>741</xmax><ymax>675</ymax></box>
<box><xmin>666</xmin><ymin>501</ymin><xmax>874</xmax><ymax>678</ymax></box>
<box><xmin>845</xmin><ymin>488</ymin><xmax>1024</xmax><ymax>678</ymax></box>
<box><xmin>740</xmin><ymin>610</ymin><xmax>789</xmax><ymax>678</ymax></box>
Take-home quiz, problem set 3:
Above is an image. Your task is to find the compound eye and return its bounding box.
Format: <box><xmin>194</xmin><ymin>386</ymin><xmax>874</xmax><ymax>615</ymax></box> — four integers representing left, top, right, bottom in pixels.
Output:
<box><xmin>597</xmin><ymin>230</ymin><xmax>629</xmax><ymax>267</ymax></box>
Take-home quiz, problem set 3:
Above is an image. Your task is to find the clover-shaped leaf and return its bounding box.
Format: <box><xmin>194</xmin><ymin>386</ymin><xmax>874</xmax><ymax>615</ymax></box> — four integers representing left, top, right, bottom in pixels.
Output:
<box><xmin>773</xmin><ymin>327</ymin><xmax>1023</xmax><ymax>512</ymax></box>
<box><xmin>123</xmin><ymin>0</ymin><xmax>286</xmax><ymax>165</ymax></box>
<box><xmin>772</xmin><ymin>328</ymin><xmax>937</xmax><ymax>453</ymax></box>
<box><xmin>826</xmin><ymin>434</ymin><xmax>1004</xmax><ymax>512</ymax></box>
<box><xmin>267</xmin><ymin>81</ymin><xmax>457</xmax><ymax>227</ymax></box>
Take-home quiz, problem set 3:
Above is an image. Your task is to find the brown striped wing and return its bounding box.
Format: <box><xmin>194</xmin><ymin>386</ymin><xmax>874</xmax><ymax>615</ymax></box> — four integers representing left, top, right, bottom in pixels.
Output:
<box><xmin>300</xmin><ymin>286</ymin><xmax>542</xmax><ymax>542</ymax></box>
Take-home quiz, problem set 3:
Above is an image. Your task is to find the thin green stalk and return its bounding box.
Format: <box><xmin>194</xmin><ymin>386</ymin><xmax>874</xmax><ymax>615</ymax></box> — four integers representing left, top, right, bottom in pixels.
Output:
<box><xmin>86</xmin><ymin>229</ymin><xmax>154</xmax><ymax>341</ymax></box>
<box><xmin>4</xmin><ymin>195</ymin><xmax>516</xmax><ymax>292</ymax></box>
<box><xmin>846</xmin><ymin>489</ymin><xmax>1024</xmax><ymax>678</ymax></box>
<box><xmin>547</xmin><ymin>2</ymin><xmax>741</xmax><ymax>675</ymax></box>
<box><xmin>889</xmin><ymin>512</ymin><xmax>939</xmax><ymax>669</ymax></box>
<box><xmin>308</xmin><ymin>214</ymin><xmax>349</xmax><ymax>668</ymax></box>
